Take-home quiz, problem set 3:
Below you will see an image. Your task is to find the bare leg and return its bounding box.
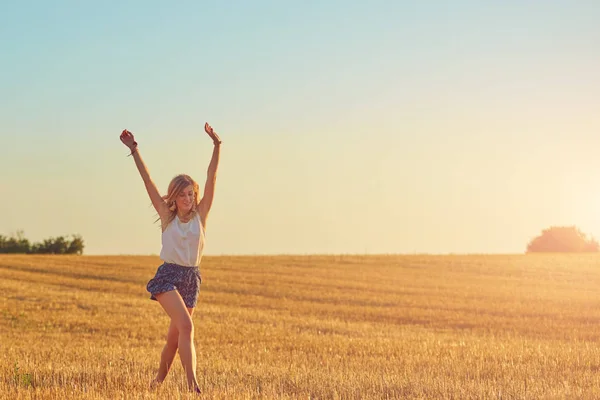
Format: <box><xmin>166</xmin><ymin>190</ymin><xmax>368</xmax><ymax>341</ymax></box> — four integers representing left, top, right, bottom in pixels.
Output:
<box><xmin>185</xmin><ymin>307</ymin><xmax>197</xmax><ymax>387</ymax></box>
<box><xmin>152</xmin><ymin>319</ymin><xmax>180</xmax><ymax>385</ymax></box>
<box><xmin>155</xmin><ymin>290</ymin><xmax>200</xmax><ymax>392</ymax></box>
<box><xmin>152</xmin><ymin>307</ymin><xmax>196</xmax><ymax>385</ymax></box>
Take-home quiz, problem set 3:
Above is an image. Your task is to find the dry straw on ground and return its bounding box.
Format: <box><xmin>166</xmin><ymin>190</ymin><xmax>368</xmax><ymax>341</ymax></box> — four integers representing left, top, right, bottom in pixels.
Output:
<box><xmin>2</xmin><ymin>253</ymin><xmax>600</xmax><ymax>399</ymax></box>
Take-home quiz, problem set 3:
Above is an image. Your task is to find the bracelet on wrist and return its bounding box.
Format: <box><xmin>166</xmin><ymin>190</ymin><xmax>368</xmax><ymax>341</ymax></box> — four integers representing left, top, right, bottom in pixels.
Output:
<box><xmin>127</xmin><ymin>141</ymin><xmax>138</xmax><ymax>157</ymax></box>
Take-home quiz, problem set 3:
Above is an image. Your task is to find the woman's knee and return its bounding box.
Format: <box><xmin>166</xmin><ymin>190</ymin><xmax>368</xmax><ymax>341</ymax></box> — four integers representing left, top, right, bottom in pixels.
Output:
<box><xmin>177</xmin><ymin>316</ymin><xmax>194</xmax><ymax>335</ymax></box>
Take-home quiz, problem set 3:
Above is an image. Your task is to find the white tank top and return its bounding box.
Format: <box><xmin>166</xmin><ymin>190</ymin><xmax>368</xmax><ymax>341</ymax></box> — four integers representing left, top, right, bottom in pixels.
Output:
<box><xmin>159</xmin><ymin>213</ymin><xmax>205</xmax><ymax>267</ymax></box>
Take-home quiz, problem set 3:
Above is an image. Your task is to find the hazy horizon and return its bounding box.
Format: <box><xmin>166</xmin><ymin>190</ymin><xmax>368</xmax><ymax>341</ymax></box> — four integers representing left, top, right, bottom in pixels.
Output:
<box><xmin>2</xmin><ymin>1</ymin><xmax>599</xmax><ymax>256</ymax></box>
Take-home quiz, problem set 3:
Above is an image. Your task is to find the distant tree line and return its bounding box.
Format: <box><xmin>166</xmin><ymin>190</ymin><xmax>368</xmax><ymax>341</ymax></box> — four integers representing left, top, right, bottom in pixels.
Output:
<box><xmin>527</xmin><ymin>226</ymin><xmax>599</xmax><ymax>253</ymax></box>
<box><xmin>0</xmin><ymin>231</ymin><xmax>84</xmax><ymax>254</ymax></box>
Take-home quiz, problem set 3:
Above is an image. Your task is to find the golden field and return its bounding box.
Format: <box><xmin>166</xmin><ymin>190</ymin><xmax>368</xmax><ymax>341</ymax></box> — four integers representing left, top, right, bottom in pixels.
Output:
<box><xmin>2</xmin><ymin>253</ymin><xmax>600</xmax><ymax>399</ymax></box>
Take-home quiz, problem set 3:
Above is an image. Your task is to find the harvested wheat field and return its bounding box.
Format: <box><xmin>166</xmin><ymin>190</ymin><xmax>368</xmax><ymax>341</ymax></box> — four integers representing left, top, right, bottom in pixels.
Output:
<box><xmin>2</xmin><ymin>253</ymin><xmax>600</xmax><ymax>399</ymax></box>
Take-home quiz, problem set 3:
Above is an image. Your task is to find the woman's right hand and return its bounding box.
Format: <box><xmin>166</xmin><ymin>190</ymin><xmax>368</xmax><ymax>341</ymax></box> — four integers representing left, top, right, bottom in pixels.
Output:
<box><xmin>120</xmin><ymin>129</ymin><xmax>137</xmax><ymax>150</ymax></box>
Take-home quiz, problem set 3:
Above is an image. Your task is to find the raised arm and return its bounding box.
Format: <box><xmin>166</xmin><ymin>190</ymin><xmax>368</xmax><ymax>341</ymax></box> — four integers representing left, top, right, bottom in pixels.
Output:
<box><xmin>120</xmin><ymin>129</ymin><xmax>168</xmax><ymax>218</ymax></box>
<box><xmin>197</xmin><ymin>122</ymin><xmax>222</xmax><ymax>228</ymax></box>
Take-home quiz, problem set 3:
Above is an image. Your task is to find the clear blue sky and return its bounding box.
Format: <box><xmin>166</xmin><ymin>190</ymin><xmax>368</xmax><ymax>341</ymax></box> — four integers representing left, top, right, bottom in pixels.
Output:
<box><xmin>1</xmin><ymin>1</ymin><xmax>599</xmax><ymax>255</ymax></box>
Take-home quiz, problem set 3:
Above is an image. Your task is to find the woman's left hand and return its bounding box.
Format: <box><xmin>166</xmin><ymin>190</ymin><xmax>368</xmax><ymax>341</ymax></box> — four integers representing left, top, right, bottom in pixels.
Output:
<box><xmin>204</xmin><ymin>122</ymin><xmax>222</xmax><ymax>145</ymax></box>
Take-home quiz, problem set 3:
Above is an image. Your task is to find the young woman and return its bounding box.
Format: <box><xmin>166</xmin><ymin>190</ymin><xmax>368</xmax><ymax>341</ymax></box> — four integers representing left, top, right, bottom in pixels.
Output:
<box><xmin>119</xmin><ymin>122</ymin><xmax>222</xmax><ymax>394</ymax></box>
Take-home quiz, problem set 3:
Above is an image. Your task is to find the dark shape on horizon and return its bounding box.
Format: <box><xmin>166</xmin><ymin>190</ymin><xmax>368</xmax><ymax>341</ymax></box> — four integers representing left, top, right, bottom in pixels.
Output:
<box><xmin>526</xmin><ymin>226</ymin><xmax>599</xmax><ymax>253</ymax></box>
<box><xmin>0</xmin><ymin>230</ymin><xmax>84</xmax><ymax>255</ymax></box>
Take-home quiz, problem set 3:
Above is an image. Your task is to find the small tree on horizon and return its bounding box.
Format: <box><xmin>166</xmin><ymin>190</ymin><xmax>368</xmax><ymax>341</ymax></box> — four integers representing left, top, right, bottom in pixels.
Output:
<box><xmin>526</xmin><ymin>226</ymin><xmax>599</xmax><ymax>253</ymax></box>
<box><xmin>0</xmin><ymin>231</ymin><xmax>85</xmax><ymax>254</ymax></box>
<box><xmin>0</xmin><ymin>230</ymin><xmax>30</xmax><ymax>254</ymax></box>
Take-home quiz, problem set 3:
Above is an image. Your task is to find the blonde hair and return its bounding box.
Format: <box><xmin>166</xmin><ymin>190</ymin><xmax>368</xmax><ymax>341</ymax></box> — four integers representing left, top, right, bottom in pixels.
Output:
<box><xmin>157</xmin><ymin>174</ymin><xmax>200</xmax><ymax>226</ymax></box>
